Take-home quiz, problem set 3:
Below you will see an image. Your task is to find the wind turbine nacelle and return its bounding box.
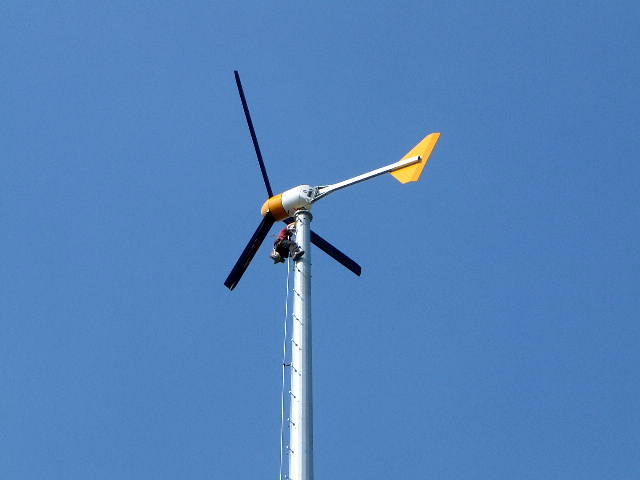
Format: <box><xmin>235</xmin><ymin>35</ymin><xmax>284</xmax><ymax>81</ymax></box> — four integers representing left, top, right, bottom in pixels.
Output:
<box><xmin>261</xmin><ymin>185</ymin><xmax>315</xmax><ymax>220</ymax></box>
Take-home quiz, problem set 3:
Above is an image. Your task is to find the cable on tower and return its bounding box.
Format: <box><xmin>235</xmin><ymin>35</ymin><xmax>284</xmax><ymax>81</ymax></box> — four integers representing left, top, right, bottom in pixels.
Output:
<box><xmin>279</xmin><ymin>258</ymin><xmax>292</xmax><ymax>480</ymax></box>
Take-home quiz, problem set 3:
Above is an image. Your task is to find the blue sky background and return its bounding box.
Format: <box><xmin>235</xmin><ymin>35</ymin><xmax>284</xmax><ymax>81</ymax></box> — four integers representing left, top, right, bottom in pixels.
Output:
<box><xmin>2</xmin><ymin>1</ymin><xmax>639</xmax><ymax>478</ymax></box>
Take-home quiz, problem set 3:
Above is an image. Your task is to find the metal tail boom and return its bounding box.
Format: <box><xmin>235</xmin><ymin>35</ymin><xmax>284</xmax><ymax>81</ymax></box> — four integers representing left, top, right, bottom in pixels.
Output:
<box><xmin>312</xmin><ymin>155</ymin><xmax>421</xmax><ymax>202</ymax></box>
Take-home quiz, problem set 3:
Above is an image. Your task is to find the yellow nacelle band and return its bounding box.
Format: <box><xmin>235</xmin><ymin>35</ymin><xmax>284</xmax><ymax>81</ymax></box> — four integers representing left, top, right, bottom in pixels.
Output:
<box><xmin>261</xmin><ymin>193</ymin><xmax>287</xmax><ymax>220</ymax></box>
<box><xmin>391</xmin><ymin>132</ymin><xmax>441</xmax><ymax>183</ymax></box>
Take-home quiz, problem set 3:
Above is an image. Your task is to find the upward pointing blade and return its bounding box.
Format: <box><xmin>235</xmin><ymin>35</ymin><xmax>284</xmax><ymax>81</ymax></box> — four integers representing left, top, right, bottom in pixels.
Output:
<box><xmin>224</xmin><ymin>215</ymin><xmax>275</xmax><ymax>290</ymax></box>
<box><xmin>234</xmin><ymin>70</ymin><xmax>273</xmax><ymax>197</ymax></box>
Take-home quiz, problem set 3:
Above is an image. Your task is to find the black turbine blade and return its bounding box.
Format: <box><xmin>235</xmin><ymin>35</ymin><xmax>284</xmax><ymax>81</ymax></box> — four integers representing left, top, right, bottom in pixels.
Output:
<box><xmin>310</xmin><ymin>231</ymin><xmax>362</xmax><ymax>276</ymax></box>
<box><xmin>234</xmin><ymin>70</ymin><xmax>273</xmax><ymax>197</ymax></box>
<box><xmin>224</xmin><ymin>215</ymin><xmax>275</xmax><ymax>290</ymax></box>
<box><xmin>283</xmin><ymin>218</ymin><xmax>361</xmax><ymax>276</ymax></box>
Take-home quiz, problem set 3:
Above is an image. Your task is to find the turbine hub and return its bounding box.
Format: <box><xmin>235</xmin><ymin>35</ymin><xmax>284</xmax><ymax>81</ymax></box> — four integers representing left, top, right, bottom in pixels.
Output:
<box><xmin>261</xmin><ymin>185</ymin><xmax>316</xmax><ymax>221</ymax></box>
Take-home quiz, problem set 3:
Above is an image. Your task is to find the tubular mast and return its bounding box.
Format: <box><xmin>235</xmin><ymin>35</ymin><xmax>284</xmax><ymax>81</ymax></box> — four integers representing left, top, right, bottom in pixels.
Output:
<box><xmin>288</xmin><ymin>209</ymin><xmax>314</xmax><ymax>480</ymax></box>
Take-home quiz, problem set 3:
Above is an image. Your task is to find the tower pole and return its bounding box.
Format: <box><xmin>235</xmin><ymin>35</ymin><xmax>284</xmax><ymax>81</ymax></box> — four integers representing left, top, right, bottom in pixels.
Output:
<box><xmin>288</xmin><ymin>209</ymin><xmax>314</xmax><ymax>480</ymax></box>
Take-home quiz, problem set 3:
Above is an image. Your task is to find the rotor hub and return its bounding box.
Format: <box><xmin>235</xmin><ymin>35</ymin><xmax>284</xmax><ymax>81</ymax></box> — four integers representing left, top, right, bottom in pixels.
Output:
<box><xmin>261</xmin><ymin>185</ymin><xmax>316</xmax><ymax>221</ymax></box>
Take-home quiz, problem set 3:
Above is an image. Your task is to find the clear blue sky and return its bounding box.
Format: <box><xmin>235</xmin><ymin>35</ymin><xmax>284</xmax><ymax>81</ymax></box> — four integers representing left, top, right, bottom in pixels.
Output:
<box><xmin>2</xmin><ymin>1</ymin><xmax>639</xmax><ymax>478</ymax></box>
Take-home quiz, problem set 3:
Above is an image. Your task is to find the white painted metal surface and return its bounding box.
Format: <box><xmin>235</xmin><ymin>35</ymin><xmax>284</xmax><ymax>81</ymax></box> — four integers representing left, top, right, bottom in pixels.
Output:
<box><xmin>288</xmin><ymin>209</ymin><xmax>314</xmax><ymax>480</ymax></box>
<box><xmin>281</xmin><ymin>185</ymin><xmax>315</xmax><ymax>214</ymax></box>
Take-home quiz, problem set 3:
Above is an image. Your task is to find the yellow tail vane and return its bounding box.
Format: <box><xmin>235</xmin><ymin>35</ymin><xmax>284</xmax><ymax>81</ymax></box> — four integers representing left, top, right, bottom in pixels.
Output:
<box><xmin>390</xmin><ymin>132</ymin><xmax>441</xmax><ymax>184</ymax></box>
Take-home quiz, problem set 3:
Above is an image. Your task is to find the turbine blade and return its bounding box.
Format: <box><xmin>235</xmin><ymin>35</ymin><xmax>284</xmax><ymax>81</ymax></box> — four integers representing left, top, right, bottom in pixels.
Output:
<box><xmin>284</xmin><ymin>218</ymin><xmax>361</xmax><ymax>276</ymax></box>
<box><xmin>234</xmin><ymin>70</ymin><xmax>274</xmax><ymax>197</ymax></box>
<box><xmin>310</xmin><ymin>230</ymin><xmax>362</xmax><ymax>276</ymax></box>
<box><xmin>224</xmin><ymin>215</ymin><xmax>275</xmax><ymax>290</ymax></box>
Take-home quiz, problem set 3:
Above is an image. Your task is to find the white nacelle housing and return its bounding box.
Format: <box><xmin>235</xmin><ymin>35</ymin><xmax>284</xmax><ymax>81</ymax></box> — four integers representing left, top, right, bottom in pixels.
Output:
<box><xmin>282</xmin><ymin>185</ymin><xmax>315</xmax><ymax>213</ymax></box>
<box><xmin>261</xmin><ymin>185</ymin><xmax>316</xmax><ymax>220</ymax></box>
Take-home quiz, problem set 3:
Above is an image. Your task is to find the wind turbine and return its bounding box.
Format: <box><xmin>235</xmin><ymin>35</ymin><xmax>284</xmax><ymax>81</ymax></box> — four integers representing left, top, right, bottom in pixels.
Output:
<box><xmin>225</xmin><ymin>71</ymin><xmax>440</xmax><ymax>480</ymax></box>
